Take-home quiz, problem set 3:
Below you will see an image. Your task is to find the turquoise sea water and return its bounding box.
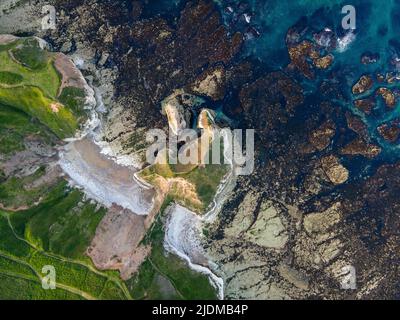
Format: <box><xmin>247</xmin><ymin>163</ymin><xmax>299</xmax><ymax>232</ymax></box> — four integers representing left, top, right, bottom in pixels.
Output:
<box><xmin>214</xmin><ymin>0</ymin><xmax>400</xmax><ymax>159</ymax></box>
<box><xmin>147</xmin><ymin>0</ymin><xmax>400</xmax><ymax>162</ymax></box>
<box><xmin>215</xmin><ymin>0</ymin><xmax>395</xmax><ymax>65</ymax></box>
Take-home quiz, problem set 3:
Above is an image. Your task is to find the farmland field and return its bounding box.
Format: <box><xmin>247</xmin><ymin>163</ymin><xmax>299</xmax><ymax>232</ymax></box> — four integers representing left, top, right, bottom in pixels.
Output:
<box><xmin>0</xmin><ymin>188</ymin><xmax>132</xmax><ymax>300</ymax></box>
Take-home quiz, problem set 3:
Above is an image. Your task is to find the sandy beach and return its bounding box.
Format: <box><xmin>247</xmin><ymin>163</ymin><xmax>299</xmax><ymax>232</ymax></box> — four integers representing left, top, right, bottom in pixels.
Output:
<box><xmin>59</xmin><ymin>138</ymin><xmax>155</xmax><ymax>215</ymax></box>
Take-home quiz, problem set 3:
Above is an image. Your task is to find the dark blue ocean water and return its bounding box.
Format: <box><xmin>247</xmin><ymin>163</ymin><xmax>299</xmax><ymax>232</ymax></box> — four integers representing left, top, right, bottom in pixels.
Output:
<box><xmin>147</xmin><ymin>0</ymin><xmax>400</xmax><ymax>166</ymax></box>
<box><xmin>217</xmin><ymin>0</ymin><xmax>400</xmax><ymax>162</ymax></box>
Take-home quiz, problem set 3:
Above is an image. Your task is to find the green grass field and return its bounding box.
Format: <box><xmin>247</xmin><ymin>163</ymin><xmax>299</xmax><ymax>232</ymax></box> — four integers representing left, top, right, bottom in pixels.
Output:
<box><xmin>10</xmin><ymin>181</ymin><xmax>105</xmax><ymax>259</ymax></box>
<box><xmin>0</xmin><ymin>103</ymin><xmax>56</xmax><ymax>155</ymax></box>
<box><xmin>0</xmin><ymin>37</ymin><xmax>86</xmax><ymax>139</ymax></box>
<box><xmin>0</xmin><ymin>36</ymin><xmax>218</xmax><ymax>300</ymax></box>
<box><xmin>0</xmin><ymin>181</ymin><xmax>217</xmax><ymax>300</ymax></box>
<box><xmin>0</xmin><ymin>166</ymin><xmax>50</xmax><ymax>208</ymax></box>
<box><xmin>58</xmin><ymin>86</ymin><xmax>87</xmax><ymax>118</ymax></box>
<box><xmin>0</xmin><ymin>182</ymin><xmax>131</xmax><ymax>300</ymax></box>
<box><xmin>139</xmin><ymin>160</ymin><xmax>228</xmax><ymax>213</ymax></box>
<box><xmin>0</xmin><ymin>42</ymin><xmax>60</xmax><ymax>98</ymax></box>
<box><xmin>11</xmin><ymin>38</ymin><xmax>50</xmax><ymax>71</ymax></box>
<box><xmin>0</xmin><ymin>86</ymin><xmax>78</xmax><ymax>138</ymax></box>
<box><xmin>0</xmin><ymin>71</ymin><xmax>23</xmax><ymax>85</ymax></box>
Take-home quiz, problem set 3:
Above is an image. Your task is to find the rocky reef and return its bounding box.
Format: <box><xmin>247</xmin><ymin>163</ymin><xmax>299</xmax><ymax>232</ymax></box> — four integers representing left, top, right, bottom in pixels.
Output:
<box><xmin>199</xmin><ymin>4</ymin><xmax>400</xmax><ymax>299</ymax></box>
<box><xmin>352</xmin><ymin>75</ymin><xmax>374</xmax><ymax>95</ymax></box>
<box><xmin>378</xmin><ymin>120</ymin><xmax>400</xmax><ymax>143</ymax></box>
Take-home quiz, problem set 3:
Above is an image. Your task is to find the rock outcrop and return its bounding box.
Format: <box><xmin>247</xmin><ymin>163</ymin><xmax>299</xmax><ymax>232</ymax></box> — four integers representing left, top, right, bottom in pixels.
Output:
<box><xmin>321</xmin><ymin>155</ymin><xmax>349</xmax><ymax>185</ymax></box>
<box><xmin>352</xmin><ymin>75</ymin><xmax>373</xmax><ymax>95</ymax></box>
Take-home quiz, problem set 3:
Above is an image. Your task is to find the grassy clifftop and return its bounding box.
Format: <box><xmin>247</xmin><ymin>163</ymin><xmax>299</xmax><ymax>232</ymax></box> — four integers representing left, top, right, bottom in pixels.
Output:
<box><xmin>138</xmin><ymin>108</ymin><xmax>229</xmax><ymax>214</ymax></box>
<box><xmin>0</xmin><ymin>37</ymin><xmax>86</xmax><ymax>139</ymax></box>
<box><xmin>0</xmin><ymin>36</ymin><xmax>122</xmax><ymax>299</ymax></box>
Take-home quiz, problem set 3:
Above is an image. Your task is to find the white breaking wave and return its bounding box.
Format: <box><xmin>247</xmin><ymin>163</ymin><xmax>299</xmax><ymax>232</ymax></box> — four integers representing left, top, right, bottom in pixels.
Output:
<box><xmin>163</xmin><ymin>171</ymin><xmax>237</xmax><ymax>300</ymax></box>
<box><xmin>58</xmin><ymin>55</ymin><xmax>154</xmax><ymax>214</ymax></box>
<box><xmin>62</xmin><ymin>55</ymin><xmax>142</xmax><ymax>167</ymax></box>
<box><xmin>83</xmin><ymin>77</ymin><xmax>143</xmax><ymax>169</ymax></box>
<box><xmin>337</xmin><ymin>31</ymin><xmax>356</xmax><ymax>53</ymax></box>
<box><xmin>164</xmin><ymin>204</ymin><xmax>225</xmax><ymax>299</ymax></box>
<box><xmin>58</xmin><ymin>141</ymin><xmax>154</xmax><ymax>215</ymax></box>
<box><xmin>64</xmin><ymin>108</ymin><xmax>101</xmax><ymax>143</ymax></box>
<box><xmin>57</xmin><ymin>53</ymin><xmax>229</xmax><ymax>297</ymax></box>
<box><xmin>94</xmin><ymin>139</ymin><xmax>143</xmax><ymax>169</ymax></box>
<box><xmin>71</xmin><ymin>55</ymin><xmax>85</xmax><ymax>69</ymax></box>
<box><xmin>94</xmin><ymin>86</ymin><xmax>107</xmax><ymax>114</ymax></box>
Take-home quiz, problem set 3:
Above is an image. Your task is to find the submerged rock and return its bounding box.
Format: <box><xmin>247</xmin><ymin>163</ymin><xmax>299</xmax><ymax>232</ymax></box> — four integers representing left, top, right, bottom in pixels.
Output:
<box><xmin>314</xmin><ymin>54</ymin><xmax>334</xmax><ymax>69</ymax></box>
<box><xmin>376</xmin><ymin>87</ymin><xmax>396</xmax><ymax>108</ymax></box>
<box><xmin>287</xmin><ymin>39</ymin><xmax>334</xmax><ymax>79</ymax></box>
<box><xmin>361</xmin><ymin>52</ymin><xmax>380</xmax><ymax>65</ymax></box>
<box><xmin>377</xmin><ymin>120</ymin><xmax>400</xmax><ymax>143</ymax></box>
<box><xmin>353</xmin><ymin>97</ymin><xmax>376</xmax><ymax>115</ymax></box>
<box><xmin>352</xmin><ymin>75</ymin><xmax>373</xmax><ymax>95</ymax></box>
<box><xmin>308</xmin><ymin>120</ymin><xmax>336</xmax><ymax>151</ymax></box>
<box><xmin>320</xmin><ymin>155</ymin><xmax>349</xmax><ymax>185</ymax></box>
<box><xmin>345</xmin><ymin>112</ymin><xmax>369</xmax><ymax>139</ymax></box>
<box><xmin>340</xmin><ymin>138</ymin><xmax>381</xmax><ymax>159</ymax></box>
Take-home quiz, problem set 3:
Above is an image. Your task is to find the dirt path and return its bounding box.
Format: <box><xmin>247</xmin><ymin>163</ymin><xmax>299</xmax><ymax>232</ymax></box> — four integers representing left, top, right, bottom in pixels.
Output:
<box><xmin>0</xmin><ymin>252</ymin><xmax>96</xmax><ymax>300</ymax></box>
<box><xmin>0</xmin><ymin>199</ymin><xmax>42</xmax><ymax>212</ymax></box>
<box><xmin>147</xmin><ymin>257</ymin><xmax>185</xmax><ymax>299</ymax></box>
<box><xmin>0</xmin><ymin>34</ymin><xmax>18</xmax><ymax>45</ymax></box>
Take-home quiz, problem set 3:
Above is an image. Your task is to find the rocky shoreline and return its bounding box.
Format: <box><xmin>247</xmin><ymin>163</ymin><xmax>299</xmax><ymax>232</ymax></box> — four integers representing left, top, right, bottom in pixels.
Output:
<box><xmin>2</xmin><ymin>0</ymin><xmax>400</xmax><ymax>300</ymax></box>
